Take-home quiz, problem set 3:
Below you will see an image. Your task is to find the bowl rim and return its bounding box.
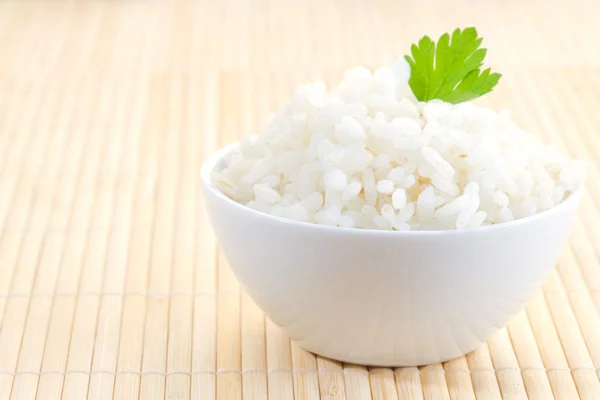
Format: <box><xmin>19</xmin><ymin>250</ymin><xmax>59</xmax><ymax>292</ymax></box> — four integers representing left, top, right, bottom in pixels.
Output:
<box><xmin>200</xmin><ymin>141</ymin><xmax>584</xmax><ymax>237</ymax></box>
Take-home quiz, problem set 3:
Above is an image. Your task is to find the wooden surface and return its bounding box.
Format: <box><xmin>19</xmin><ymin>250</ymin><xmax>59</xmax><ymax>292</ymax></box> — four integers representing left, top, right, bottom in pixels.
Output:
<box><xmin>0</xmin><ymin>0</ymin><xmax>599</xmax><ymax>399</ymax></box>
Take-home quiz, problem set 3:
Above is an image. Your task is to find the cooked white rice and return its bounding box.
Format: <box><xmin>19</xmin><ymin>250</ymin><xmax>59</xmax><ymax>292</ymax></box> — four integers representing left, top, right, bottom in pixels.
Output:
<box><xmin>212</xmin><ymin>59</ymin><xmax>587</xmax><ymax>230</ymax></box>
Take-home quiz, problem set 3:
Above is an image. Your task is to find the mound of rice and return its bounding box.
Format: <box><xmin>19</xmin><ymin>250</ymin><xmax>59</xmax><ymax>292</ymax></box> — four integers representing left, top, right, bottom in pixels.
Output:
<box><xmin>212</xmin><ymin>60</ymin><xmax>587</xmax><ymax>230</ymax></box>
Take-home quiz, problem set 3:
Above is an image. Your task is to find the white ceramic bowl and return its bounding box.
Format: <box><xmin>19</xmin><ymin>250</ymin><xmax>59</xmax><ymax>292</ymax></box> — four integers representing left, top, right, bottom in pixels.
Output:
<box><xmin>201</xmin><ymin>143</ymin><xmax>583</xmax><ymax>366</ymax></box>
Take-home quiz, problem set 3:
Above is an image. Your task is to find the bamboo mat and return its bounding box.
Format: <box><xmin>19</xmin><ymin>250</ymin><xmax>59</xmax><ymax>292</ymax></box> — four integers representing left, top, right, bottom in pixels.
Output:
<box><xmin>0</xmin><ymin>0</ymin><xmax>600</xmax><ymax>399</ymax></box>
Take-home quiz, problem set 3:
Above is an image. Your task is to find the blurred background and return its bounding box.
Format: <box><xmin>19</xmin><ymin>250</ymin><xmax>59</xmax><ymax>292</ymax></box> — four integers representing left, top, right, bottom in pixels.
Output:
<box><xmin>0</xmin><ymin>0</ymin><xmax>599</xmax><ymax>399</ymax></box>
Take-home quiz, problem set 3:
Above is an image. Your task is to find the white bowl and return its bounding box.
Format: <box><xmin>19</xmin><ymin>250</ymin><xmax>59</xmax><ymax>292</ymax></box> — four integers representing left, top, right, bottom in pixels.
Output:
<box><xmin>200</xmin><ymin>143</ymin><xmax>583</xmax><ymax>366</ymax></box>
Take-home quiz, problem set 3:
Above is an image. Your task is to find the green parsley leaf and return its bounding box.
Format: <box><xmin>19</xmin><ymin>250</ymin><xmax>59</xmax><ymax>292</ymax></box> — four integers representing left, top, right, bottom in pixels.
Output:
<box><xmin>404</xmin><ymin>27</ymin><xmax>501</xmax><ymax>104</ymax></box>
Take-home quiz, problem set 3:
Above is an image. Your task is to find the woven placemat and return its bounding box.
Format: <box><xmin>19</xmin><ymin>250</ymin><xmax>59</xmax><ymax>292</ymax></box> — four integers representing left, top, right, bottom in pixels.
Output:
<box><xmin>0</xmin><ymin>1</ymin><xmax>599</xmax><ymax>399</ymax></box>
